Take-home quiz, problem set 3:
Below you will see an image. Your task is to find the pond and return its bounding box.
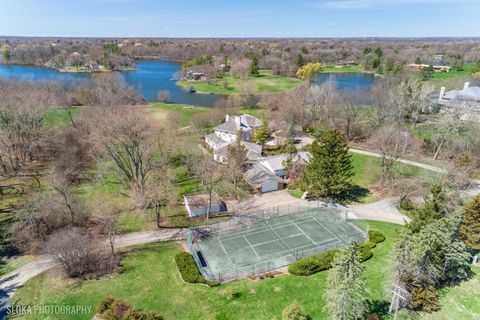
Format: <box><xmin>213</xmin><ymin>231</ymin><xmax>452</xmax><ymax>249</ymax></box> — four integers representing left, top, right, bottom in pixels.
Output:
<box><xmin>312</xmin><ymin>72</ymin><xmax>376</xmax><ymax>91</ymax></box>
<box><xmin>0</xmin><ymin>62</ymin><xmax>375</xmax><ymax>107</ymax></box>
<box><xmin>0</xmin><ymin>61</ymin><xmax>223</xmax><ymax>107</ymax></box>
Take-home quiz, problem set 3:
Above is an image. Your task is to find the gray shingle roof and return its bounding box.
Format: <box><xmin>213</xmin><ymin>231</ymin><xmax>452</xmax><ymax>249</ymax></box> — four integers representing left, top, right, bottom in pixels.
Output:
<box><xmin>243</xmin><ymin>163</ymin><xmax>284</xmax><ymax>188</ymax></box>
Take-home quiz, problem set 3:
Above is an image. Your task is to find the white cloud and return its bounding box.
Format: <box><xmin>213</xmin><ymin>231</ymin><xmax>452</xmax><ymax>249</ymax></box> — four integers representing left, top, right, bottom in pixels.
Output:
<box><xmin>318</xmin><ymin>0</ymin><xmax>475</xmax><ymax>9</ymax></box>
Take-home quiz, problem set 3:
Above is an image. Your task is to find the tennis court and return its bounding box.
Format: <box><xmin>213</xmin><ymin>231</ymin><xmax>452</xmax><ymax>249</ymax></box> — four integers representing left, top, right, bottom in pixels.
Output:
<box><xmin>188</xmin><ymin>206</ymin><xmax>368</xmax><ymax>282</ymax></box>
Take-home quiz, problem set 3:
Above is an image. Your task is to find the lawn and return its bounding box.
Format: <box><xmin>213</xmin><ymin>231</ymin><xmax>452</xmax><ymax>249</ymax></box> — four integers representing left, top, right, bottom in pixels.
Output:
<box><xmin>429</xmin><ymin>63</ymin><xmax>478</xmax><ymax>81</ymax></box>
<box><xmin>148</xmin><ymin>103</ymin><xmax>209</xmax><ymax>127</ymax></box>
<box><xmin>43</xmin><ymin>107</ymin><xmax>79</xmax><ymax>129</ymax></box>
<box><xmin>11</xmin><ymin>221</ymin><xmax>402</xmax><ymax>320</ymax></box>
<box><xmin>321</xmin><ymin>64</ymin><xmax>367</xmax><ymax>73</ymax></box>
<box><xmin>177</xmin><ymin>70</ymin><xmax>303</xmax><ymax>95</ymax></box>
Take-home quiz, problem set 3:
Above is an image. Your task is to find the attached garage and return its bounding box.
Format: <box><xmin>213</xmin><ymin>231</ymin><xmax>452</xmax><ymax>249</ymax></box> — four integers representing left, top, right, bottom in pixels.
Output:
<box><xmin>243</xmin><ymin>163</ymin><xmax>285</xmax><ymax>194</ymax></box>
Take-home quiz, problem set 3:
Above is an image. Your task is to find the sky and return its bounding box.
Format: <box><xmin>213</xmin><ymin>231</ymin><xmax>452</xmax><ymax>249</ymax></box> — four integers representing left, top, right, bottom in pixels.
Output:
<box><xmin>0</xmin><ymin>0</ymin><xmax>479</xmax><ymax>38</ymax></box>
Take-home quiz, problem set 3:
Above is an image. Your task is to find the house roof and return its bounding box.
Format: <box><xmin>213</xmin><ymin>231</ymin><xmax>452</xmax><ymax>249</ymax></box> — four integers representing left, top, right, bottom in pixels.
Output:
<box><xmin>259</xmin><ymin>152</ymin><xmax>310</xmax><ymax>172</ymax></box>
<box><xmin>205</xmin><ymin>133</ymin><xmax>230</xmax><ymax>150</ymax></box>
<box><xmin>214</xmin><ymin>141</ymin><xmax>262</xmax><ymax>160</ymax></box>
<box><xmin>214</xmin><ymin>114</ymin><xmax>261</xmax><ymax>134</ymax></box>
<box><xmin>184</xmin><ymin>193</ymin><xmax>224</xmax><ymax>209</ymax></box>
<box><xmin>243</xmin><ymin>163</ymin><xmax>284</xmax><ymax>188</ymax></box>
<box><xmin>443</xmin><ymin>86</ymin><xmax>480</xmax><ymax>101</ymax></box>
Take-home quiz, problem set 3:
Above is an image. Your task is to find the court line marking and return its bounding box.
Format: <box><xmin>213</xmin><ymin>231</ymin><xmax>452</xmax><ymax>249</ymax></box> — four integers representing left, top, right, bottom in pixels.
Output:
<box><xmin>243</xmin><ymin>235</ymin><xmax>260</xmax><ymax>258</ymax></box>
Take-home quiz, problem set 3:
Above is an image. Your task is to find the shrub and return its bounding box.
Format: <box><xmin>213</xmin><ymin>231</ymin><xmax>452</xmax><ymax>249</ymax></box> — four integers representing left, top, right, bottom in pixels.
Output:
<box><xmin>358</xmin><ymin>242</ymin><xmax>373</xmax><ymax>262</ymax></box>
<box><xmin>368</xmin><ymin>230</ymin><xmax>386</xmax><ymax>244</ymax></box>
<box><xmin>282</xmin><ymin>302</ymin><xmax>309</xmax><ymax>320</ymax></box>
<box><xmin>288</xmin><ymin>249</ymin><xmax>338</xmax><ymax>276</ymax></box>
<box><xmin>175</xmin><ymin>252</ymin><xmax>219</xmax><ymax>286</ymax></box>
<box><xmin>400</xmin><ymin>196</ymin><xmax>415</xmax><ymax>211</ymax></box>
<box><xmin>97</xmin><ymin>297</ymin><xmax>163</xmax><ymax>320</ymax></box>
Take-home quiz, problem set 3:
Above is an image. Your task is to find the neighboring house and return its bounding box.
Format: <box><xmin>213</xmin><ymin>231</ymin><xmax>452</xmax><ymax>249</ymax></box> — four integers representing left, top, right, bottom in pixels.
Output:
<box><xmin>438</xmin><ymin>82</ymin><xmax>480</xmax><ymax>121</ymax></box>
<box><xmin>184</xmin><ymin>70</ymin><xmax>207</xmax><ymax>82</ymax></box>
<box><xmin>407</xmin><ymin>63</ymin><xmax>451</xmax><ymax>72</ymax></box>
<box><xmin>243</xmin><ymin>163</ymin><xmax>286</xmax><ymax>193</ymax></box>
<box><xmin>205</xmin><ymin>114</ymin><xmax>263</xmax><ymax>162</ymax></box>
<box><xmin>183</xmin><ymin>193</ymin><xmax>227</xmax><ymax>217</ymax></box>
<box><xmin>258</xmin><ymin>152</ymin><xmax>310</xmax><ymax>178</ymax></box>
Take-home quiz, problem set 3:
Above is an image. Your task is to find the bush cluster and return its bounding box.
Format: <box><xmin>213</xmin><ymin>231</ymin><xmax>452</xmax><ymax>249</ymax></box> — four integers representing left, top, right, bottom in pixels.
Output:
<box><xmin>175</xmin><ymin>252</ymin><xmax>219</xmax><ymax>286</ymax></box>
<box><xmin>97</xmin><ymin>297</ymin><xmax>163</xmax><ymax>320</ymax></box>
<box><xmin>368</xmin><ymin>229</ymin><xmax>386</xmax><ymax>244</ymax></box>
<box><xmin>288</xmin><ymin>233</ymin><xmax>385</xmax><ymax>276</ymax></box>
<box><xmin>288</xmin><ymin>249</ymin><xmax>338</xmax><ymax>276</ymax></box>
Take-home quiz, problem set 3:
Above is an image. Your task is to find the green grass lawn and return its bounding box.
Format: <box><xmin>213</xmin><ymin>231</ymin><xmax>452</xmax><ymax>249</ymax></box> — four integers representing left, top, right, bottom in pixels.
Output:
<box><xmin>430</xmin><ymin>63</ymin><xmax>477</xmax><ymax>81</ymax></box>
<box><xmin>177</xmin><ymin>70</ymin><xmax>303</xmax><ymax>95</ymax></box>
<box><xmin>321</xmin><ymin>64</ymin><xmax>366</xmax><ymax>73</ymax></box>
<box><xmin>148</xmin><ymin>103</ymin><xmax>209</xmax><ymax>127</ymax></box>
<box><xmin>11</xmin><ymin>221</ymin><xmax>402</xmax><ymax>320</ymax></box>
<box><xmin>43</xmin><ymin>107</ymin><xmax>79</xmax><ymax>129</ymax></box>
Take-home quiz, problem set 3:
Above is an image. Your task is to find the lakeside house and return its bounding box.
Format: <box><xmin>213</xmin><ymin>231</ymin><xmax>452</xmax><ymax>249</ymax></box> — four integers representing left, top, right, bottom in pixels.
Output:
<box><xmin>183</xmin><ymin>193</ymin><xmax>227</xmax><ymax>217</ymax></box>
<box><xmin>438</xmin><ymin>82</ymin><xmax>480</xmax><ymax>121</ymax></box>
<box><xmin>407</xmin><ymin>63</ymin><xmax>451</xmax><ymax>72</ymax></box>
<box><xmin>205</xmin><ymin>114</ymin><xmax>263</xmax><ymax>163</ymax></box>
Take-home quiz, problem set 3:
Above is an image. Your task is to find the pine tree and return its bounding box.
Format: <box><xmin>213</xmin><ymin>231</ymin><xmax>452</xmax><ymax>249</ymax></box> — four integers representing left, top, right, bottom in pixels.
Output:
<box><xmin>302</xmin><ymin>129</ymin><xmax>353</xmax><ymax>200</ymax></box>
<box><xmin>296</xmin><ymin>53</ymin><xmax>305</xmax><ymax>67</ymax></box>
<box><xmin>325</xmin><ymin>243</ymin><xmax>367</xmax><ymax>320</ymax></box>
<box><xmin>250</xmin><ymin>54</ymin><xmax>259</xmax><ymax>76</ymax></box>
<box><xmin>459</xmin><ymin>195</ymin><xmax>480</xmax><ymax>252</ymax></box>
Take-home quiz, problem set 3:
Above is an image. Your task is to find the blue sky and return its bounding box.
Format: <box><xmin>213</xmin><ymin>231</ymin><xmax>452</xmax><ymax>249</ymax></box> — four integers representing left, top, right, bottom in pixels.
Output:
<box><xmin>1</xmin><ymin>0</ymin><xmax>479</xmax><ymax>38</ymax></box>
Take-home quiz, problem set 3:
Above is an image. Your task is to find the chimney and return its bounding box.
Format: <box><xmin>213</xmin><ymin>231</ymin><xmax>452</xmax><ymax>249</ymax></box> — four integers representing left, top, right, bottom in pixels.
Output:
<box><xmin>225</xmin><ymin>114</ymin><xmax>229</xmax><ymax>122</ymax></box>
<box><xmin>439</xmin><ymin>87</ymin><xmax>446</xmax><ymax>100</ymax></box>
<box><xmin>463</xmin><ymin>82</ymin><xmax>470</xmax><ymax>90</ymax></box>
<box><xmin>234</xmin><ymin>116</ymin><xmax>241</xmax><ymax>128</ymax></box>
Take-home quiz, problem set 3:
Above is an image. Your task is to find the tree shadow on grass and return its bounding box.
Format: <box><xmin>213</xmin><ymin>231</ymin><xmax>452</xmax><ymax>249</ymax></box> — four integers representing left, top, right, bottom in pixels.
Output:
<box><xmin>340</xmin><ymin>184</ymin><xmax>371</xmax><ymax>203</ymax></box>
<box><xmin>366</xmin><ymin>299</ymin><xmax>391</xmax><ymax>320</ymax></box>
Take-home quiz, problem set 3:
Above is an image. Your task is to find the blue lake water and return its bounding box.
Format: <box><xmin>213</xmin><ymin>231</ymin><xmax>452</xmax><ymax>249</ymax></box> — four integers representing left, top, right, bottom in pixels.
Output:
<box><xmin>312</xmin><ymin>72</ymin><xmax>375</xmax><ymax>91</ymax></box>
<box><xmin>0</xmin><ymin>61</ymin><xmax>375</xmax><ymax>107</ymax></box>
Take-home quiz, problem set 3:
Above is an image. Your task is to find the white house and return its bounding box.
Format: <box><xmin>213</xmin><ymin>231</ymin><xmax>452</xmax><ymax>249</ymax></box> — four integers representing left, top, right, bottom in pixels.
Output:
<box><xmin>243</xmin><ymin>163</ymin><xmax>286</xmax><ymax>193</ymax></box>
<box><xmin>205</xmin><ymin>114</ymin><xmax>263</xmax><ymax>162</ymax></box>
<box><xmin>438</xmin><ymin>82</ymin><xmax>480</xmax><ymax>121</ymax></box>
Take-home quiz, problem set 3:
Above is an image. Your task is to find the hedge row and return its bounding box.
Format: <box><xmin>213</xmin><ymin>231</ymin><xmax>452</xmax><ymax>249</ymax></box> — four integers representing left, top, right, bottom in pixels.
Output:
<box><xmin>175</xmin><ymin>252</ymin><xmax>219</xmax><ymax>286</ymax></box>
<box><xmin>288</xmin><ymin>230</ymin><xmax>385</xmax><ymax>276</ymax></box>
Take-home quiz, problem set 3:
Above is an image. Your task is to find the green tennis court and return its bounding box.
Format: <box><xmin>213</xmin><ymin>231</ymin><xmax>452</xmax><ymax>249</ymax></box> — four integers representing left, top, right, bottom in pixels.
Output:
<box><xmin>193</xmin><ymin>207</ymin><xmax>367</xmax><ymax>281</ymax></box>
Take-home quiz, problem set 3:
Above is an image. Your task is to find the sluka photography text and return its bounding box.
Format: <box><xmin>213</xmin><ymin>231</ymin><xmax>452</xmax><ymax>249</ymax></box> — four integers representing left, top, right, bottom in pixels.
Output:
<box><xmin>7</xmin><ymin>305</ymin><xmax>92</xmax><ymax>316</ymax></box>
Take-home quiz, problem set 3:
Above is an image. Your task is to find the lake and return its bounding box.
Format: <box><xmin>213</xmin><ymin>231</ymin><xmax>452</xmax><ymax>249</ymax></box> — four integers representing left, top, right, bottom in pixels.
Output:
<box><xmin>312</xmin><ymin>72</ymin><xmax>375</xmax><ymax>91</ymax></box>
<box><xmin>0</xmin><ymin>61</ymin><xmax>375</xmax><ymax>107</ymax></box>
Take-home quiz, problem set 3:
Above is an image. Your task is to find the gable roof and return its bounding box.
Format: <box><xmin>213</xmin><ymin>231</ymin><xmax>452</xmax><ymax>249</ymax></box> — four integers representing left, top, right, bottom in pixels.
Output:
<box><xmin>214</xmin><ymin>114</ymin><xmax>261</xmax><ymax>134</ymax></box>
<box><xmin>214</xmin><ymin>141</ymin><xmax>262</xmax><ymax>160</ymax></box>
<box><xmin>243</xmin><ymin>163</ymin><xmax>284</xmax><ymax>188</ymax></box>
<box><xmin>443</xmin><ymin>86</ymin><xmax>480</xmax><ymax>101</ymax></box>
<box><xmin>259</xmin><ymin>152</ymin><xmax>310</xmax><ymax>172</ymax></box>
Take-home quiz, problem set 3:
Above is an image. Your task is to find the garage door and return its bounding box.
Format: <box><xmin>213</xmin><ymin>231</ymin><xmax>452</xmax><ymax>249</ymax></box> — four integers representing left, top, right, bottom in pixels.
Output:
<box><xmin>261</xmin><ymin>180</ymin><xmax>278</xmax><ymax>193</ymax></box>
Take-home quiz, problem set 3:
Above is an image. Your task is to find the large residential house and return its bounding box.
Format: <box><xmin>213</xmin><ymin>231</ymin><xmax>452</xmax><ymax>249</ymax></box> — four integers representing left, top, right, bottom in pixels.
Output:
<box><xmin>205</xmin><ymin>114</ymin><xmax>263</xmax><ymax>163</ymax></box>
<box><xmin>438</xmin><ymin>82</ymin><xmax>480</xmax><ymax>121</ymax></box>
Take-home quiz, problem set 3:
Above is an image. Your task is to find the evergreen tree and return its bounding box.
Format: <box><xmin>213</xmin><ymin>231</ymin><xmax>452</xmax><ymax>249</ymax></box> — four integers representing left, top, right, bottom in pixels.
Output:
<box><xmin>302</xmin><ymin>129</ymin><xmax>353</xmax><ymax>200</ymax></box>
<box><xmin>325</xmin><ymin>243</ymin><xmax>367</xmax><ymax>320</ymax></box>
<box><xmin>250</xmin><ymin>54</ymin><xmax>259</xmax><ymax>76</ymax></box>
<box><xmin>459</xmin><ymin>195</ymin><xmax>480</xmax><ymax>252</ymax></box>
<box><xmin>408</xmin><ymin>183</ymin><xmax>448</xmax><ymax>233</ymax></box>
<box><xmin>296</xmin><ymin>53</ymin><xmax>305</xmax><ymax>67</ymax></box>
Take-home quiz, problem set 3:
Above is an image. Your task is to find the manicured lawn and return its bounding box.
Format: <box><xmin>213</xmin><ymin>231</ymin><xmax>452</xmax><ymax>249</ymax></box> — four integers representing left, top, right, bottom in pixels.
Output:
<box><xmin>0</xmin><ymin>255</ymin><xmax>33</xmax><ymax>277</ymax></box>
<box><xmin>177</xmin><ymin>70</ymin><xmax>303</xmax><ymax>95</ymax></box>
<box><xmin>321</xmin><ymin>64</ymin><xmax>366</xmax><ymax>73</ymax></box>
<box><xmin>11</xmin><ymin>221</ymin><xmax>402</xmax><ymax>320</ymax></box>
<box><xmin>148</xmin><ymin>103</ymin><xmax>209</xmax><ymax>127</ymax></box>
<box><xmin>430</xmin><ymin>63</ymin><xmax>477</xmax><ymax>81</ymax></box>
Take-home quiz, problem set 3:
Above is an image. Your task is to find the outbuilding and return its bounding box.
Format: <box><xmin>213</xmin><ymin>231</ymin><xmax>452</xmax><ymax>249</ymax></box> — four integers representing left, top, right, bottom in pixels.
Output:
<box><xmin>183</xmin><ymin>193</ymin><xmax>227</xmax><ymax>217</ymax></box>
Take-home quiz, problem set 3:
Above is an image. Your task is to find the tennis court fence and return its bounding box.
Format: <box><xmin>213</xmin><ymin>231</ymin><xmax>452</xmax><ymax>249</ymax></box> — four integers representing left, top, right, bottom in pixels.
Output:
<box><xmin>185</xmin><ymin>202</ymin><xmax>369</xmax><ymax>283</ymax></box>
